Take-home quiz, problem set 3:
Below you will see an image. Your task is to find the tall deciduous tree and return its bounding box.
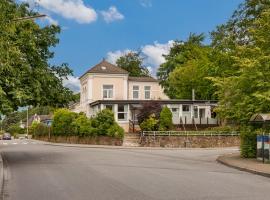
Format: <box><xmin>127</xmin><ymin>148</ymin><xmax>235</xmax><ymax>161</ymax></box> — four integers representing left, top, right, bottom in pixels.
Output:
<box><xmin>0</xmin><ymin>1</ymin><xmax>74</xmax><ymax>114</ymax></box>
<box><xmin>116</xmin><ymin>52</ymin><xmax>150</xmax><ymax>77</ymax></box>
<box><xmin>210</xmin><ymin>0</ymin><xmax>270</xmax><ymax>123</ymax></box>
<box><xmin>157</xmin><ymin>33</ymin><xmax>216</xmax><ymax>99</ymax></box>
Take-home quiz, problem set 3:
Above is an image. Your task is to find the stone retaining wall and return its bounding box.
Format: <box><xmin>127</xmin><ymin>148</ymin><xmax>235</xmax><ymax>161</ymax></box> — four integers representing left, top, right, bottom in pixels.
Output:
<box><xmin>140</xmin><ymin>135</ymin><xmax>240</xmax><ymax>148</ymax></box>
<box><xmin>34</xmin><ymin>135</ymin><xmax>123</xmax><ymax>146</ymax></box>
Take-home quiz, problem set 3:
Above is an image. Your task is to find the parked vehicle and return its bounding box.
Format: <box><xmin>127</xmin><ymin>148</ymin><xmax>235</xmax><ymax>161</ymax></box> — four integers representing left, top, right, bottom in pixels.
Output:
<box><xmin>2</xmin><ymin>133</ymin><xmax>11</xmax><ymax>140</ymax></box>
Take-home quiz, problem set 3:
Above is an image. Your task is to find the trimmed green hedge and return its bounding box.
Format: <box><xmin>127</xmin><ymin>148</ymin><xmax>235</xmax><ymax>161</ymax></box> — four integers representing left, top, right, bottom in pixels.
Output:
<box><xmin>240</xmin><ymin>127</ymin><xmax>257</xmax><ymax>158</ymax></box>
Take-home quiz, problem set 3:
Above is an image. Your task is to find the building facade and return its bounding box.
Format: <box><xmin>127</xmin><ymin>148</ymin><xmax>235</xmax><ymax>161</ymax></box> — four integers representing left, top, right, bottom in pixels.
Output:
<box><xmin>73</xmin><ymin>60</ymin><xmax>218</xmax><ymax>132</ymax></box>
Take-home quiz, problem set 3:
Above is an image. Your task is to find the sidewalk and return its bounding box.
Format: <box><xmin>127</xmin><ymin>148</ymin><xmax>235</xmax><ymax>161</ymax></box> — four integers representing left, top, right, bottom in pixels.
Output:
<box><xmin>217</xmin><ymin>153</ymin><xmax>270</xmax><ymax>178</ymax></box>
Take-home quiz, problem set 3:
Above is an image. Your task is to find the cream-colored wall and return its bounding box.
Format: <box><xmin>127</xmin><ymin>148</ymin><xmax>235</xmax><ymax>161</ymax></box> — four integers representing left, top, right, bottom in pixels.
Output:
<box><xmin>128</xmin><ymin>81</ymin><xmax>168</xmax><ymax>100</ymax></box>
<box><xmin>91</xmin><ymin>74</ymin><xmax>128</xmax><ymax>101</ymax></box>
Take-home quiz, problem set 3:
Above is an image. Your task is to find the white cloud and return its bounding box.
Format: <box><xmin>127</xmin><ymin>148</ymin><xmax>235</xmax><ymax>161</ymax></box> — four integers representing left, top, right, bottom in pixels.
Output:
<box><xmin>63</xmin><ymin>76</ymin><xmax>80</xmax><ymax>93</ymax></box>
<box><xmin>140</xmin><ymin>0</ymin><xmax>152</xmax><ymax>8</ymax></box>
<box><xmin>101</xmin><ymin>6</ymin><xmax>124</xmax><ymax>23</ymax></box>
<box><xmin>21</xmin><ymin>0</ymin><xmax>97</xmax><ymax>24</ymax></box>
<box><xmin>141</xmin><ymin>40</ymin><xmax>174</xmax><ymax>67</ymax></box>
<box><xmin>106</xmin><ymin>49</ymin><xmax>133</xmax><ymax>64</ymax></box>
<box><xmin>106</xmin><ymin>40</ymin><xmax>174</xmax><ymax>76</ymax></box>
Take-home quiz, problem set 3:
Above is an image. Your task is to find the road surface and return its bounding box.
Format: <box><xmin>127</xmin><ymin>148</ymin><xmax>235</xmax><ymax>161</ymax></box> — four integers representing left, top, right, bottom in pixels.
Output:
<box><xmin>0</xmin><ymin>139</ymin><xmax>269</xmax><ymax>200</ymax></box>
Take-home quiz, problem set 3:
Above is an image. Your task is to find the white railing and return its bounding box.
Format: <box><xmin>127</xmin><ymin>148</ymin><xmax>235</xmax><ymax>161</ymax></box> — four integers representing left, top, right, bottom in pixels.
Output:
<box><xmin>142</xmin><ymin>131</ymin><xmax>240</xmax><ymax>137</ymax></box>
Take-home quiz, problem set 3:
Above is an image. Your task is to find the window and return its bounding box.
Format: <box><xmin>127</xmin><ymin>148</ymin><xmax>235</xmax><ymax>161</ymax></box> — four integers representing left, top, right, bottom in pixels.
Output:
<box><xmin>144</xmin><ymin>86</ymin><xmax>151</xmax><ymax>99</ymax></box>
<box><xmin>117</xmin><ymin>104</ymin><xmax>128</xmax><ymax>121</ymax></box>
<box><xmin>103</xmin><ymin>85</ymin><xmax>113</xmax><ymax>99</ymax></box>
<box><xmin>171</xmin><ymin>108</ymin><xmax>178</xmax><ymax>112</ymax></box>
<box><xmin>194</xmin><ymin>106</ymin><xmax>198</xmax><ymax>118</ymax></box>
<box><xmin>133</xmin><ymin>85</ymin><xmax>139</xmax><ymax>99</ymax></box>
<box><xmin>182</xmin><ymin>105</ymin><xmax>190</xmax><ymax>112</ymax></box>
<box><xmin>104</xmin><ymin>104</ymin><xmax>113</xmax><ymax>111</ymax></box>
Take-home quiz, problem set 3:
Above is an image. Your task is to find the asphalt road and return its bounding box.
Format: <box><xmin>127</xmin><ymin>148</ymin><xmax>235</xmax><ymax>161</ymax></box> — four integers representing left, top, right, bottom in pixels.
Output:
<box><xmin>0</xmin><ymin>139</ymin><xmax>269</xmax><ymax>200</ymax></box>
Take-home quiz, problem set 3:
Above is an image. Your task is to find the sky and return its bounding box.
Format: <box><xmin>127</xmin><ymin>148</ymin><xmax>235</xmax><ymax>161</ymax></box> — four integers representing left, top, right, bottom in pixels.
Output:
<box><xmin>19</xmin><ymin>0</ymin><xmax>244</xmax><ymax>92</ymax></box>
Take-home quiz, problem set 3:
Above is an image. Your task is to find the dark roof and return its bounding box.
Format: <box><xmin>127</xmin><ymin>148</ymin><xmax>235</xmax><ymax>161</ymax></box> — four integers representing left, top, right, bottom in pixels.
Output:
<box><xmin>90</xmin><ymin>99</ymin><xmax>218</xmax><ymax>107</ymax></box>
<box><xmin>128</xmin><ymin>76</ymin><xmax>158</xmax><ymax>82</ymax></box>
<box><xmin>80</xmin><ymin>59</ymin><xmax>128</xmax><ymax>79</ymax></box>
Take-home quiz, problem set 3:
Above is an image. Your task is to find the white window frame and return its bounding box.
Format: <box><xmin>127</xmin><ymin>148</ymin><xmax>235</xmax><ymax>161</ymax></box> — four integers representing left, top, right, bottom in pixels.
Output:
<box><xmin>117</xmin><ymin>104</ymin><xmax>128</xmax><ymax>121</ymax></box>
<box><xmin>132</xmin><ymin>85</ymin><xmax>139</xmax><ymax>99</ymax></box>
<box><xmin>102</xmin><ymin>85</ymin><xmax>113</xmax><ymax>99</ymax></box>
<box><xmin>144</xmin><ymin>86</ymin><xmax>151</xmax><ymax>100</ymax></box>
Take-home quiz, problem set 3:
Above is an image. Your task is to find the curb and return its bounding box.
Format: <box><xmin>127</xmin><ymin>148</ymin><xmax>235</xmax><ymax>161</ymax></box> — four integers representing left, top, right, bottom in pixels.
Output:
<box><xmin>217</xmin><ymin>155</ymin><xmax>270</xmax><ymax>178</ymax></box>
<box><xmin>36</xmin><ymin>140</ymin><xmax>239</xmax><ymax>151</ymax></box>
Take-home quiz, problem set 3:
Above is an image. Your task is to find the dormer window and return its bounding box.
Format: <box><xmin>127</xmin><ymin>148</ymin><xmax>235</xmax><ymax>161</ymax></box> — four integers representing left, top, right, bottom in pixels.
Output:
<box><xmin>101</xmin><ymin>66</ymin><xmax>106</xmax><ymax>70</ymax></box>
<box><xmin>133</xmin><ymin>85</ymin><xmax>139</xmax><ymax>99</ymax></box>
<box><xmin>103</xmin><ymin>85</ymin><xmax>113</xmax><ymax>99</ymax></box>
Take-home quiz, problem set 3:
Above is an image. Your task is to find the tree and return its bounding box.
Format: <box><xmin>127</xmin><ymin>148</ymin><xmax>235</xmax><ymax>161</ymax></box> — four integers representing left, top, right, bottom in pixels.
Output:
<box><xmin>0</xmin><ymin>1</ymin><xmax>74</xmax><ymax>114</ymax></box>
<box><xmin>157</xmin><ymin>33</ymin><xmax>216</xmax><ymax>99</ymax></box>
<box><xmin>159</xmin><ymin>106</ymin><xmax>173</xmax><ymax>131</ymax></box>
<box><xmin>210</xmin><ymin>1</ymin><xmax>270</xmax><ymax>123</ymax></box>
<box><xmin>116</xmin><ymin>52</ymin><xmax>150</xmax><ymax>77</ymax></box>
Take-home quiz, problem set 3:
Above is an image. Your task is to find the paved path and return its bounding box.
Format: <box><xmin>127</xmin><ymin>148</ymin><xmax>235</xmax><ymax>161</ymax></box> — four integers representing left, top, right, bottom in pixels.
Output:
<box><xmin>0</xmin><ymin>139</ymin><xmax>269</xmax><ymax>200</ymax></box>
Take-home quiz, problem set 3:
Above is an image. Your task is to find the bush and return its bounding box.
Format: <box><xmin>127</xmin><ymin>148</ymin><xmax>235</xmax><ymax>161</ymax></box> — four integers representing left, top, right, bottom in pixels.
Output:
<box><xmin>108</xmin><ymin>123</ymin><xmax>124</xmax><ymax>138</ymax></box>
<box><xmin>33</xmin><ymin>123</ymin><xmax>50</xmax><ymax>137</ymax></box>
<box><xmin>137</xmin><ymin>101</ymin><xmax>162</xmax><ymax>124</ymax></box>
<box><xmin>7</xmin><ymin>124</ymin><xmax>25</xmax><ymax>136</ymax></box>
<box><xmin>92</xmin><ymin>109</ymin><xmax>115</xmax><ymax>135</ymax></box>
<box><xmin>240</xmin><ymin>127</ymin><xmax>257</xmax><ymax>158</ymax></box>
<box><xmin>140</xmin><ymin>115</ymin><xmax>158</xmax><ymax>131</ymax></box>
<box><xmin>52</xmin><ymin>109</ymin><xmax>78</xmax><ymax>136</ymax></box>
<box><xmin>159</xmin><ymin>106</ymin><xmax>173</xmax><ymax>131</ymax></box>
<box><xmin>72</xmin><ymin>113</ymin><xmax>92</xmax><ymax>137</ymax></box>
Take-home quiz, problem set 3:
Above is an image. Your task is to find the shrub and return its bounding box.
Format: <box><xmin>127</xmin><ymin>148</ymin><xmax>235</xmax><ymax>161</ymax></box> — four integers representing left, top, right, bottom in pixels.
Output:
<box><xmin>7</xmin><ymin>124</ymin><xmax>25</xmax><ymax>136</ymax></box>
<box><xmin>34</xmin><ymin>123</ymin><xmax>50</xmax><ymax>137</ymax></box>
<box><xmin>108</xmin><ymin>123</ymin><xmax>124</xmax><ymax>138</ymax></box>
<box><xmin>137</xmin><ymin>101</ymin><xmax>162</xmax><ymax>124</ymax></box>
<box><xmin>52</xmin><ymin>109</ymin><xmax>77</xmax><ymax>136</ymax></box>
<box><xmin>93</xmin><ymin>109</ymin><xmax>115</xmax><ymax>135</ymax></box>
<box><xmin>159</xmin><ymin>106</ymin><xmax>173</xmax><ymax>131</ymax></box>
<box><xmin>140</xmin><ymin>115</ymin><xmax>158</xmax><ymax>131</ymax></box>
<box><xmin>72</xmin><ymin>113</ymin><xmax>92</xmax><ymax>137</ymax></box>
<box><xmin>240</xmin><ymin>127</ymin><xmax>257</xmax><ymax>158</ymax></box>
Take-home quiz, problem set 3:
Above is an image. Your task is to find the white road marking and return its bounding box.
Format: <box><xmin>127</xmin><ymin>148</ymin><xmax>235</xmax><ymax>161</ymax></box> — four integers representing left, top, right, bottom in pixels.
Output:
<box><xmin>12</xmin><ymin>143</ymin><xmax>17</xmax><ymax>145</ymax></box>
<box><xmin>3</xmin><ymin>143</ymin><xmax>8</xmax><ymax>145</ymax></box>
<box><xmin>23</xmin><ymin>142</ymin><xmax>28</xmax><ymax>145</ymax></box>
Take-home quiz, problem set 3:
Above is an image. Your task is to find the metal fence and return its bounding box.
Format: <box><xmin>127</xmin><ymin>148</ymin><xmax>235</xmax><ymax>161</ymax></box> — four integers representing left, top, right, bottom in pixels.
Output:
<box><xmin>141</xmin><ymin>131</ymin><xmax>240</xmax><ymax>137</ymax></box>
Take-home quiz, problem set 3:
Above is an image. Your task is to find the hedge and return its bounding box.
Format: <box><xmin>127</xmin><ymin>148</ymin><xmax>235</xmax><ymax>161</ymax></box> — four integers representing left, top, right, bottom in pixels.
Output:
<box><xmin>240</xmin><ymin>127</ymin><xmax>257</xmax><ymax>158</ymax></box>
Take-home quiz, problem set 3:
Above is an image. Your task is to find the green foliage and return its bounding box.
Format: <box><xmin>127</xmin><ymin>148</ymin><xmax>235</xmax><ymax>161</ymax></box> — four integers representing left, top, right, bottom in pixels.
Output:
<box><xmin>2</xmin><ymin>106</ymin><xmax>54</xmax><ymax>131</ymax></box>
<box><xmin>159</xmin><ymin>107</ymin><xmax>173</xmax><ymax>131</ymax></box>
<box><xmin>52</xmin><ymin>109</ymin><xmax>77</xmax><ymax>136</ymax></box>
<box><xmin>32</xmin><ymin>123</ymin><xmax>50</xmax><ymax>137</ymax></box>
<box><xmin>116</xmin><ymin>52</ymin><xmax>150</xmax><ymax>77</ymax></box>
<box><xmin>72</xmin><ymin>113</ymin><xmax>92</xmax><ymax>137</ymax></box>
<box><xmin>51</xmin><ymin>109</ymin><xmax>123</xmax><ymax>138</ymax></box>
<box><xmin>210</xmin><ymin>3</ymin><xmax>270</xmax><ymax>123</ymax></box>
<box><xmin>140</xmin><ymin>115</ymin><xmax>159</xmax><ymax>131</ymax></box>
<box><xmin>240</xmin><ymin>127</ymin><xmax>257</xmax><ymax>158</ymax></box>
<box><xmin>108</xmin><ymin>123</ymin><xmax>124</xmax><ymax>138</ymax></box>
<box><xmin>157</xmin><ymin>33</ymin><xmax>216</xmax><ymax>100</ymax></box>
<box><xmin>0</xmin><ymin>1</ymin><xmax>74</xmax><ymax>114</ymax></box>
<box><xmin>7</xmin><ymin>124</ymin><xmax>24</xmax><ymax>136</ymax></box>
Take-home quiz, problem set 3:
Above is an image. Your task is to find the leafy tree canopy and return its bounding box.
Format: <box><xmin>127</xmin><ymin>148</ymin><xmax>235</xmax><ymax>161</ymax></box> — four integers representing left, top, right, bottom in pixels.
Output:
<box><xmin>157</xmin><ymin>33</ymin><xmax>216</xmax><ymax>99</ymax></box>
<box><xmin>0</xmin><ymin>0</ymin><xmax>74</xmax><ymax>115</ymax></box>
<box><xmin>116</xmin><ymin>52</ymin><xmax>150</xmax><ymax>77</ymax></box>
